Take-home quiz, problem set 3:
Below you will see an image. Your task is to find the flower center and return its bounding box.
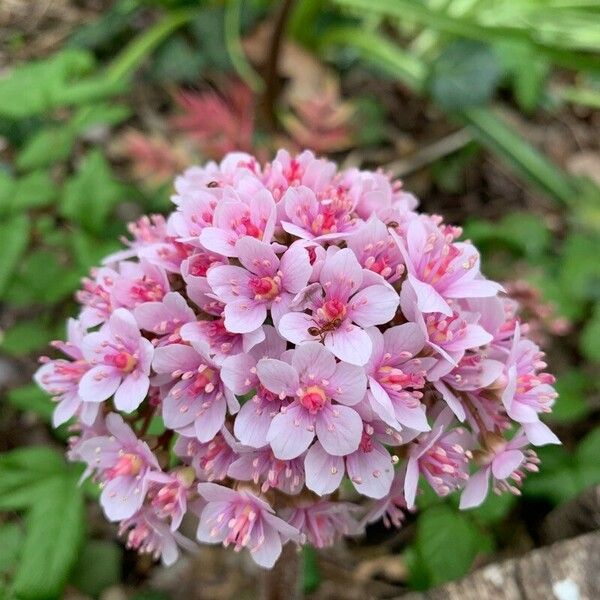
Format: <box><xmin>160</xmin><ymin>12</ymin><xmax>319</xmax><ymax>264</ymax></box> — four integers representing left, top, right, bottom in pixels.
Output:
<box><xmin>249</xmin><ymin>276</ymin><xmax>279</xmax><ymax>301</ymax></box>
<box><xmin>299</xmin><ymin>385</ymin><xmax>327</xmax><ymax>413</ymax></box>
<box><xmin>192</xmin><ymin>367</ymin><xmax>216</xmax><ymax>394</ymax></box>
<box><xmin>322</xmin><ymin>298</ymin><xmax>346</xmax><ymax>321</ymax></box>
<box><xmin>107</xmin><ymin>453</ymin><xmax>143</xmax><ymax>479</ymax></box>
<box><xmin>110</xmin><ymin>351</ymin><xmax>137</xmax><ymax>373</ymax></box>
<box><xmin>359</xmin><ymin>431</ymin><xmax>374</xmax><ymax>453</ymax></box>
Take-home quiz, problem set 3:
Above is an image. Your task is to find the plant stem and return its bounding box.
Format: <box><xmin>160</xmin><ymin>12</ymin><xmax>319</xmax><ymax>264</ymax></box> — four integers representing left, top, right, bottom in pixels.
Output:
<box><xmin>263</xmin><ymin>0</ymin><xmax>296</xmax><ymax>130</ymax></box>
<box><xmin>260</xmin><ymin>543</ymin><xmax>302</xmax><ymax>600</ymax></box>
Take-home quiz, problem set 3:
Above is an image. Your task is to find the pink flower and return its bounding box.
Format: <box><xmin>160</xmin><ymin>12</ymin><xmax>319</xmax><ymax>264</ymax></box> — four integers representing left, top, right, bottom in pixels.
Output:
<box><xmin>207</xmin><ymin>236</ymin><xmax>312</xmax><ymax>332</ymax></box>
<box><xmin>79</xmin><ymin>309</ymin><xmax>154</xmax><ymax>412</ymax></box>
<box><xmin>365</xmin><ymin>324</ymin><xmax>433</xmax><ymax>432</ymax></box>
<box><xmin>283</xmin><ymin>501</ymin><xmax>361</xmax><ymax>548</ymax></box>
<box><xmin>304</xmin><ymin>422</ymin><xmax>395</xmax><ymax>499</ymax></box>
<box><xmin>401</xmin><ymin>280</ymin><xmax>493</xmax><ymax>371</ymax></box>
<box><xmin>460</xmin><ymin>430</ymin><xmax>540</xmax><ymax>509</ymax></box>
<box><xmin>221</xmin><ymin>325</ymin><xmax>288</xmax><ymax>448</ymax></box>
<box><xmin>278</xmin><ymin>248</ymin><xmax>399</xmax><ymax>365</ymax></box>
<box><xmin>257</xmin><ymin>342</ymin><xmax>366</xmax><ymax>459</ymax></box>
<box><xmin>363</xmin><ymin>471</ymin><xmax>410</xmax><ymax>528</ymax></box>
<box><xmin>77</xmin><ymin>266</ymin><xmax>118</xmax><ymax>327</ymax></box>
<box><xmin>501</xmin><ymin>325</ymin><xmax>559</xmax><ymax>445</ymax></box>
<box><xmin>346</xmin><ymin>216</ymin><xmax>405</xmax><ymax>283</ymax></box>
<box><xmin>196</xmin><ymin>482</ymin><xmax>299</xmax><ymax>568</ymax></box>
<box><xmin>146</xmin><ymin>467</ymin><xmax>195</xmax><ymax>530</ymax></box>
<box><xmin>199</xmin><ymin>189</ymin><xmax>277</xmax><ymax>257</ymax></box>
<box><xmin>173</xmin><ymin>431</ymin><xmax>239</xmax><ymax>482</ymax></box>
<box><xmin>228</xmin><ymin>447</ymin><xmax>305</xmax><ymax>495</ymax></box>
<box><xmin>152</xmin><ymin>342</ymin><xmax>238</xmax><ymax>442</ymax></box>
<box><xmin>280</xmin><ymin>183</ymin><xmax>360</xmax><ymax>241</ymax></box>
<box><xmin>404</xmin><ymin>409</ymin><xmax>473</xmax><ymax>508</ymax></box>
<box><xmin>79</xmin><ymin>413</ymin><xmax>160</xmax><ymax>520</ymax></box>
<box><xmin>134</xmin><ymin>291</ymin><xmax>195</xmax><ymax>345</ymax></box>
<box><xmin>119</xmin><ymin>506</ymin><xmax>196</xmax><ymax>566</ymax></box>
<box><xmin>111</xmin><ymin>260</ymin><xmax>169</xmax><ymax>310</ymax></box>
<box><xmin>392</xmin><ymin>218</ymin><xmax>502</xmax><ymax>316</ymax></box>
<box><xmin>35</xmin><ymin>319</ymin><xmax>93</xmax><ymax>427</ymax></box>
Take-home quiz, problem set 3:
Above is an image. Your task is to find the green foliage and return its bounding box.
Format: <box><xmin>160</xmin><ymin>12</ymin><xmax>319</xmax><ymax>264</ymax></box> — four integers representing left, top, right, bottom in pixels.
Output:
<box><xmin>301</xmin><ymin>546</ymin><xmax>321</xmax><ymax>593</ymax></box>
<box><xmin>0</xmin><ymin>448</ymin><xmax>85</xmax><ymax>599</ymax></box>
<box><xmin>406</xmin><ymin>503</ymin><xmax>493</xmax><ymax>589</ymax></box>
<box><xmin>428</xmin><ymin>40</ymin><xmax>503</xmax><ymax>111</ymax></box>
<box><xmin>70</xmin><ymin>540</ymin><xmax>123</xmax><ymax>597</ymax></box>
<box><xmin>0</xmin><ymin>215</ymin><xmax>30</xmax><ymax>298</ymax></box>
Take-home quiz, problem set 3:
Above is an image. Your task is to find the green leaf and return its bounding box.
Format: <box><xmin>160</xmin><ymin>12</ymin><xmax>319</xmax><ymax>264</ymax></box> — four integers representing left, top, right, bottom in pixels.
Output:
<box><xmin>151</xmin><ymin>36</ymin><xmax>205</xmax><ymax>83</ymax></box>
<box><xmin>69</xmin><ymin>540</ymin><xmax>122</xmax><ymax>597</ymax></box>
<box><xmin>428</xmin><ymin>40</ymin><xmax>503</xmax><ymax>111</ymax></box>
<box><xmin>468</xmin><ymin>492</ymin><xmax>516</xmax><ymax>525</ymax></box>
<box><xmin>12</xmin><ymin>474</ymin><xmax>85</xmax><ymax>599</ymax></box>
<box><xmin>6</xmin><ymin>385</ymin><xmax>53</xmax><ymax>422</ymax></box>
<box><xmin>576</xmin><ymin>428</ymin><xmax>600</xmax><ymax>466</ymax></box>
<box><xmin>301</xmin><ymin>546</ymin><xmax>321</xmax><ymax>593</ymax></box>
<box><xmin>0</xmin><ymin>171</ymin><xmax>57</xmax><ymax>215</ymax></box>
<box><xmin>0</xmin><ymin>50</ymin><xmax>94</xmax><ymax>119</ymax></box>
<box><xmin>16</xmin><ymin>128</ymin><xmax>75</xmax><ymax>171</ymax></box>
<box><xmin>580</xmin><ymin>305</ymin><xmax>600</xmax><ymax>363</ymax></box>
<box><xmin>60</xmin><ymin>150</ymin><xmax>125</xmax><ymax>233</ymax></box>
<box><xmin>0</xmin><ymin>214</ymin><xmax>30</xmax><ymax>299</ymax></box>
<box><xmin>72</xmin><ymin>102</ymin><xmax>132</xmax><ymax>131</ymax></box>
<box><xmin>0</xmin><ymin>316</ymin><xmax>57</xmax><ymax>357</ymax></box>
<box><xmin>0</xmin><ymin>523</ymin><xmax>24</xmax><ymax>575</ymax></box>
<box><xmin>549</xmin><ymin>371</ymin><xmax>591</xmax><ymax>423</ymax></box>
<box><xmin>415</xmin><ymin>505</ymin><xmax>486</xmax><ymax>585</ymax></box>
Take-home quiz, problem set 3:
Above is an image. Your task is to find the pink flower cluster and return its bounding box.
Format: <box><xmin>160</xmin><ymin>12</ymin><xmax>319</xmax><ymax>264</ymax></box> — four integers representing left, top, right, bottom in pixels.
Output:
<box><xmin>35</xmin><ymin>150</ymin><xmax>559</xmax><ymax>569</ymax></box>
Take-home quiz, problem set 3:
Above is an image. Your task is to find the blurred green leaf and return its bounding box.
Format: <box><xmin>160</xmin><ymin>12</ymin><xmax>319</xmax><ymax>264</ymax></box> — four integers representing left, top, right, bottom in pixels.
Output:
<box><xmin>70</xmin><ymin>540</ymin><xmax>122</xmax><ymax>597</ymax></box>
<box><xmin>468</xmin><ymin>492</ymin><xmax>517</xmax><ymax>525</ymax></box>
<box><xmin>0</xmin><ymin>523</ymin><xmax>23</xmax><ymax>575</ymax></box>
<box><xmin>0</xmin><ymin>171</ymin><xmax>58</xmax><ymax>215</ymax></box>
<box><xmin>6</xmin><ymin>385</ymin><xmax>53</xmax><ymax>422</ymax></box>
<box><xmin>0</xmin><ymin>316</ymin><xmax>57</xmax><ymax>357</ymax></box>
<box><xmin>415</xmin><ymin>505</ymin><xmax>489</xmax><ymax>585</ymax></box>
<box><xmin>16</xmin><ymin>128</ymin><xmax>75</xmax><ymax>171</ymax></box>
<box><xmin>580</xmin><ymin>305</ymin><xmax>600</xmax><ymax>363</ymax></box>
<box><xmin>301</xmin><ymin>546</ymin><xmax>321</xmax><ymax>593</ymax></box>
<box><xmin>576</xmin><ymin>428</ymin><xmax>600</xmax><ymax>465</ymax></box>
<box><xmin>0</xmin><ymin>214</ymin><xmax>30</xmax><ymax>299</ymax></box>
<box><xmin>12</xmin><ymin>473</ymin><xmax>85</xmax><ymax>599</ymax></box>
<box><xmin>151</xmin><ymin>36</ymin><xmax>205</xmax><ymax>83</ymax></box>
<box><xmin>61</xmin><ymin>150</ymin><xmax>126</xmax><ymax>233</ymax></box>
<box><xmin>72</xmin><ymin>102</ymin><xmax>132</xmax><ymax>131</ymax></box>
<box><xmin>428</xmin><ymin>40</ymin><xmax>503</xmax><ymax>111</ymax></box>
<box><xmin>549</xmin><ymin>370</ymin><xmax>591</xmax><ymax>423</ymax></box>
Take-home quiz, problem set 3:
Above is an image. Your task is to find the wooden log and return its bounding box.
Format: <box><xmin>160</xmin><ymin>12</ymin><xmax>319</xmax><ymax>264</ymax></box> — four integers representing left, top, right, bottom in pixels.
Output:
<box><xmin>397</xmin><ymin>530</ymin><xmax>600</xmax><ymax>600</ymax></box>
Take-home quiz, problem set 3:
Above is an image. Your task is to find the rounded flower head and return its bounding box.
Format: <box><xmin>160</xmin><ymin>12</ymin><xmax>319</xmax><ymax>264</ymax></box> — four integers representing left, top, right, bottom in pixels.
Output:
<box><xmin>34</xmin><ymin>149</ymin><xmax>559</xmax><ymax>569</ymax></box>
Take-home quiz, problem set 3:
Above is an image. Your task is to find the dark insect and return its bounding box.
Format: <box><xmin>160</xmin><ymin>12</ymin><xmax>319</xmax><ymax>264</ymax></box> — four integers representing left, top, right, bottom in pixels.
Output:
<box><xmin>207</xmin><ymin>181</ymin><xmax>219</xmax><ymax>188</ymax></box>
<box><xmin>307</xmin><ymin>318</ymin><xmax>343</xmax><ymax>342</ymax></box>
<box><xmin>387</xmin><ymin>220</ymin><xmax>399</xmax><ymax>228</ymax></box>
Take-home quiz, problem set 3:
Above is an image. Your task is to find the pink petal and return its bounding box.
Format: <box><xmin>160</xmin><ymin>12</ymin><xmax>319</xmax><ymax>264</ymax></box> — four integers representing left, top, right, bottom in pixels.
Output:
<box><xmin>319</xmin><ymin>248</ymin><xmax>363</xmax><ymax>301</ymax></box>
<box><xmin>459</xmin><ymin>467</ymin><xmax>491</xmax><ymax>509</ymax></box>
<box><xmin>523</xmin><ymin>421</ymin><xmax>561</xmax><ymax>446</ymax></box>
<box><xmin>394</xmin><ymin>403</ymin><xmax>430</xmax><ymax>432</ymax></box>
<box><xmin>433</xmin><ymin>380</ymin><xmax>466</xmax><ymax>421</ymax></box>
<box><xmin>280</xmin><ymin>244</ymin><xmax>312</xmax><ymax>293</ymax></box>
<box><xmin>267</xmin><ymin>402</ymin><xmax>315</xmax><ymax>460</ymax></box>
<box><xmin>346</xmin><ymin>442</ymin><xmax>394</xmax><ymax>499</ymax></box>
<box><xmin>491</xmin><ymin>449</ymin><xmax>524</xmax><ymax>480</ymax></box>
<box><xmin>206</xmin><ymin>265</ymin><xmax>252</xmax><ymax>303</ymax></box>
<box><xmin>114</xmin><ymin>374</ymin><xmax>149</xmax><ymax>412</ymax></box>
<box><xmin>291</xmin><ymin>342</ymin><xmax>337</xmax><ymax>382</ymax></box>
<box><xmin>152</xmin><ymin>344</ymin><xmax>200</xmax><ymax>374</ymax></box>
<box><xmin>277</xmin><ymin>312</ymin><xmax>314</xmax><ymax>345</ymax></box>
<box><xmin>328</xmin><ymin>361</ymin><xmax>367</xmax><ymax>406</ymax></box>
<box><xmin>233</xmin><ymin>399</ymin><xmax>273</xmax><ymax>448</ymax></box>
<box><xmin>367</xmin><ymin>379</ymin><xmax>397</xmax><ymax>427</ymax></box>
<box><xmin>53</xmin><ymin>393</ymin><xmax>80</xmax><ymax>427</ymax></box>
<box><xmin>444</xmin><ymin>278</ymin><xmax>503</xmax><ymax>299</ymax></box>
<box><xmin>235</xmin><ymin>236</ymin><xmax>279</xmax><ymax>276</ymax></box>
<box><xmin>404</xmin><ymin>456</ymin><xmax>420</xmax><ymax>509</ymax></box>
<box><xmin>194</xmin><ymin>396</ymin><xmax>227</xmax><ymax>443</ymax></box>
<box><xmin>101</xmin><ymin>476</ymin><xmax>146</xmax><ymax>521</ymax></box>
<box><xmin>78</xmin><ymin>365</ymin><xmax>121</xmax><ymax>403</ymax></box>
<box><xmin>250</xmin><ymin>523</ymin><xmax>282</xmax><ymax>568</ymax></box>
<box><xmin>199</xmin><ymin>227</ymin><xmax>238</xmax><ymax>257</ymax></box>
<box><xmin>221</xmin><ymin>353</ymin><xmax>256</xmax><ymax>395</ymax></box>
<box><xmin>382</xmin><ymin>323</ymin><xmax>426</xmax><ymax>362</ymax></box>
<box><xmin>315</xmin><ymin>404</ymin><xmax>362</xmax><ymax>456</ymax></box>
<box><xmin>407</xmin><ymin>274</ymin><xmax>452</xmax><ymax>316</ymax></box>
<box><xmin>348</xmin><ymin>284</ymin><xmax>399</xmax><ymax>327</ymax></box>
<box><xmin>304</xmin><ymin>443</ymin><xmax>344</xmax><ymax>495</ymax></box>
<box><xmin>256</xmin><ymin>359</ymin><xmax>299</xmax><ymax>397</ymax></box>
<box><xmin>224</xmin><ymin>300</ymin><xmax>266</xmax><ymax>333</ymax></box>
<box><xmin>325</xmin><ymin>325</ymin><xmax>372</xmax><ymax>366</ymax></box>
<box><xmin>109</xmin><ymin>308</ymin><xmax>141</xmax><ymax>346</ymax></box>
